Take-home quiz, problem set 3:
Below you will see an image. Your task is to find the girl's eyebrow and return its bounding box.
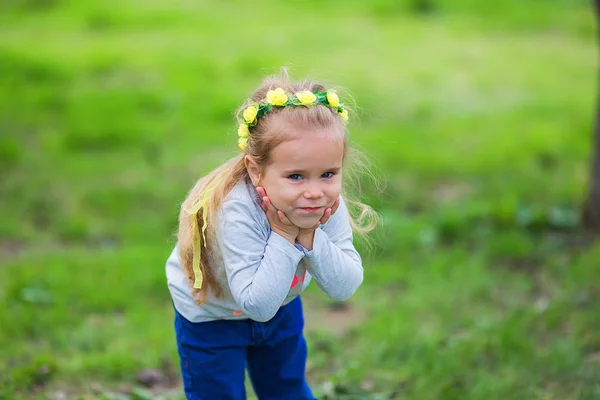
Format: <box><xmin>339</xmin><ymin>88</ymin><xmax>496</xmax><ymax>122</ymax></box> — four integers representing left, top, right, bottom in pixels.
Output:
<box><xmin>282</xmin><ymin>167</ymin><xmax>342</xmax><ymax>174</ymax></box>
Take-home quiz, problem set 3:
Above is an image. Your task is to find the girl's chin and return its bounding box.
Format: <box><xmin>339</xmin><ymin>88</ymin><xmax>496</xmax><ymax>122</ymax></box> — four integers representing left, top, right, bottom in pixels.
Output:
<box><xmin>290</xmin><ymin>216</ymin><xmax>320</xmax><ymax>229</ymax></box>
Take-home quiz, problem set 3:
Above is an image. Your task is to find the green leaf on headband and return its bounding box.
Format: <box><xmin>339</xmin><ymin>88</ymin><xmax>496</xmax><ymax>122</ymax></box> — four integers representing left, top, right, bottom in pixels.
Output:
<box><xmin>288</xmin><ymin>96</ymin><xmax>302</xmax><ymax>106</ymax></box>
<box><xmin>257</xmin><ymin>104</ymin><xmax>272</xmax><ymax>119</ymax></box>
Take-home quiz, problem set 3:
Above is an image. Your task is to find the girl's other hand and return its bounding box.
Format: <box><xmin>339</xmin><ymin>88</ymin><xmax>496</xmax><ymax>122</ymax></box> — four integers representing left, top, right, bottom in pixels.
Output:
<box><xmin>256</xmin><ymin>186</ymin><xmax>299</xmax><ymax>244</ymax></box>
<box><xmin>317</xmin><ymin>196</ymin><xmax>340</xmax><ymax>226</ymax></box>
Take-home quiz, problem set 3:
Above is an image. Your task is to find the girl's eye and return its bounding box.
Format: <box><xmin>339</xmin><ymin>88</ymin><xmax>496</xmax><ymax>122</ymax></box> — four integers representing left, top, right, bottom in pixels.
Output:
<box><xmin>288</xmin><ymin>174</ymin><xmax>303</xmax><ymax>181</ymax></box>
<box><xmin>322</xmin><ymin>172</ymin><xmax>334</xmax><ymax>178</ymax></box>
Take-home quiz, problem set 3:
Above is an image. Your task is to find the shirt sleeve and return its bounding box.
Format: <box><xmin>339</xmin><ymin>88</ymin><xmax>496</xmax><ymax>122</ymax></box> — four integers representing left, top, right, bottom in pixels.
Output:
<box><xmin>302</xmin><ymin>197</ymin><xmax>364</xmax><ymax>301</ymax></box>
<box><xmin>216</xmin><ymin>199</ymin><xmax>305</xmax><ymax>322</ymax></box>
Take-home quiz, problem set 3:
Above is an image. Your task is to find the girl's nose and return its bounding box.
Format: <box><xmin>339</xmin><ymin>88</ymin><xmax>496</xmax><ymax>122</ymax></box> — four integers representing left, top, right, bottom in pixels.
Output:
<box><xmin>304</xmin><ymin>186</ymin><xmax>324</xmax><ymax>199</ymax></box>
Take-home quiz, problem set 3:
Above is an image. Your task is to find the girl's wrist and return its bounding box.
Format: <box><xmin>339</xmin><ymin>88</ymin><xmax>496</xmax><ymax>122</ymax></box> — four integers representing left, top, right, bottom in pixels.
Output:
<box><xmin>296</xmin><ymin>229</ymin><xmax>315</xmax><ymax>251</ymax></box>
<box><xmin>273</xmin><ymin>228</ymin><xmax>297</xmax><ymax>244</ymax></box>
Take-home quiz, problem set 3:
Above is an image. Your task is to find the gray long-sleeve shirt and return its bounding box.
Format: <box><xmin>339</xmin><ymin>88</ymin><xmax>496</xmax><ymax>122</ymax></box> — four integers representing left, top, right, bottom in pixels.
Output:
<box><xmin>166</xmin><ymin>179</ymin><xmax>363</xmax><ymax>323</ymax></box>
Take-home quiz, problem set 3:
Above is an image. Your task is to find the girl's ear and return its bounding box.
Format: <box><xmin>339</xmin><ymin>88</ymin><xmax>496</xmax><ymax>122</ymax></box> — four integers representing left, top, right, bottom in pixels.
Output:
<box><xmin>244</xmin><ymin>155</ymin><xmax>261</xmax><ymax>186</ymax></box>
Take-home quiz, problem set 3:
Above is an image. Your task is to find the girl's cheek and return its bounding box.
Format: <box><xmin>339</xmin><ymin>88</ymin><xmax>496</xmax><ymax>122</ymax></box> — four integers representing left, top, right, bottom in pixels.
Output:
<box><xmin>327</xmin><ymin>186</ymin><xmax>341</xmax><ymax>199</ymax></box>
<box><xmin>279</xmin><ymin>187</ymin><xmax>299</xmax><ymax>201</ymax></box>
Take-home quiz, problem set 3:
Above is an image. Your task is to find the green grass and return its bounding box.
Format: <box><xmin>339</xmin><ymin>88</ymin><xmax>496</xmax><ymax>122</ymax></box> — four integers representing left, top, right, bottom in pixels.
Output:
<box><xmin>1</xmin><ymin>0</ymin><xmax>599</xmax><ymax>398</ymax></box>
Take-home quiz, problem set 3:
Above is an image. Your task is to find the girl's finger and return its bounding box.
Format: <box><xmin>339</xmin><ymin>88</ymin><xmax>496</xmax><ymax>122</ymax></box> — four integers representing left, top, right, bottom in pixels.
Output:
<box><xmin>263</xmin><ymin>196</ymin><xmax>276</xmax><ymax>217</ymax></box>
<box><xmin>256</xmin><ymin>187</ymin><xmax>268</xmax><ymax>211</ymax></box>
<box><xmin>320</xmin><ymin>208</ymin><xmax>332</xmax><ymax>224</ymax></box>
<box><xmin>277</xmin><ymin>210</ymin><xmax>293</xmax><ymax>225</ymax></box>
<box><xmin>330</xmin><ymin>197</ymin><xmax>340</xmax><ymax>215</ymax></box>
<box><xmin>263</xmin><ymin>196</ymin><xmax>275</xmax><ymax>211</ymax></box>
<box><xmin>264</xmin><ymin>198</ymin><xmax>285</xmax><ymax>225</ymax></box>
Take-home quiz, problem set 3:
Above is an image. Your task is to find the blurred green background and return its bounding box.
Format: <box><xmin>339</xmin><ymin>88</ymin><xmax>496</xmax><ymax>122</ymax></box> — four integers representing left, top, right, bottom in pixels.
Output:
<box><xmin>1</xmin><ymin>0</ymin><xmax>599</xmax><ymax>399</ymax></box>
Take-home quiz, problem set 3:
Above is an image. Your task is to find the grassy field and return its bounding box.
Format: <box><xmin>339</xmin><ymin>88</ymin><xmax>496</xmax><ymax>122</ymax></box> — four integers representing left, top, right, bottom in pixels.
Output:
<box><xmin>1</xmin><ymin>0</ymin><xmax>599</xmax><ymax>399</ymax></box>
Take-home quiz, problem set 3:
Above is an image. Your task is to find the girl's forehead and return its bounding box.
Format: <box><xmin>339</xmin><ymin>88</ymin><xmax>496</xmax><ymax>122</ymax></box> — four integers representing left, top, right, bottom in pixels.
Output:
<box><xmin>268</xmin><ymin>133</ymin><xmax>344</xmax><ymax>169</ymax></box>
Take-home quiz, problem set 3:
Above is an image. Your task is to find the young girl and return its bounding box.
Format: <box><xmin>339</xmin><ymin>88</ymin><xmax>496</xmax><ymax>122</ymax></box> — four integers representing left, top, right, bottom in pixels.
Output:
<box><xmin>166</xmin><ymin>69</ymin><xmax>377</xmax><ymax>399</ymax></box>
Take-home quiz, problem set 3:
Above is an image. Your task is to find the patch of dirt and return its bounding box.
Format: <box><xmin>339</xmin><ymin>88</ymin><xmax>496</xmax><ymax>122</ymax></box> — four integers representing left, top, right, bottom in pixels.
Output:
<box><xmin>303</xmin><ymin>298</ymin><xmax>367</xmax><ymax>336</ymax></box>
<box><xmin>136</xmin><ymin>356</ymin><xmax>180</xmax><ymax>392</ymax></box>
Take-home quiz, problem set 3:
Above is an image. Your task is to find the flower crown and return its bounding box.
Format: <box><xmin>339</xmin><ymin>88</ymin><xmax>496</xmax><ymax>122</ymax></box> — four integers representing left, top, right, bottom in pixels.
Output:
<box><xmin>237</xmin><ymin>88</ymin><xmax>349</xmax><ymax>151</ymax></box>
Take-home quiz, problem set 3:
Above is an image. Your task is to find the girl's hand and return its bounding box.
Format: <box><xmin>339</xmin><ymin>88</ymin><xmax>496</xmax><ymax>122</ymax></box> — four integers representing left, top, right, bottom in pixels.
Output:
<box><xmin>256</xmin><ymin>186</ymin><xmax>299</xmax><ymax>244</ymax></box>
<box><xmin>311</xmin><ymin>196</ymin><xmax>341</xmax><ymax>228</ymax></box>
<box><xmin>297</xmin><ymin>196</ymin><xmax>340</xmax><ymax>250</ymax></box>
<box><xmin>320</xmin><ymin>196</ymin><xmax>340</xmax><ymax>225</ymax></box>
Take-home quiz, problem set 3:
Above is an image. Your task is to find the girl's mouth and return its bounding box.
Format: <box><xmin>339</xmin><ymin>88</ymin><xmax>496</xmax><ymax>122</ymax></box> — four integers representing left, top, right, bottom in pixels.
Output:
<box><xmin>299</xmin><ymin>207</ymin><xmax>323</xmax><ymax>213</ymax></box>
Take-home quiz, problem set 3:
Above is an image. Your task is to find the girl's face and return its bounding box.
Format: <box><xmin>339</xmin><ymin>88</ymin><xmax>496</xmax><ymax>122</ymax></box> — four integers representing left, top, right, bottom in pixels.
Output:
<box><xmin>249</xmin><ymin>128</ymin><xmax>344</xmax><ymax>229</ymax></box>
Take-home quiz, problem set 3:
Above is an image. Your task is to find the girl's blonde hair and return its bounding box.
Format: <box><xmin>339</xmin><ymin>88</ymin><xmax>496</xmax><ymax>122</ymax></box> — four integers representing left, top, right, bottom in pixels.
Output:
<box><xmin>177</xmin><ymin>68</ymin><xmax>380</xmax><ymax>304</ymax></box>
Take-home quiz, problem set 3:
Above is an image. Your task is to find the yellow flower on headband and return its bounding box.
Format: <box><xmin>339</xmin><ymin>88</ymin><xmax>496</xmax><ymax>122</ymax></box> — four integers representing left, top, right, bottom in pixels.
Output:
<box><xmin>266</xmin><ymin>88</ymin><xmax>288</xmax><ymax>106</ymax></box>
<box><xmin>238</xmin><ymin>137</ymin><xmax>249</xmax><ymax>151</ymax></box>
<box><xmin>237</xmin><ymin>123</ymin><xmax>250</xmax><ymax>138</ymax></box>
<box><xmin>243</xmin><ymin>105</ymin><xmax>258</xmax><ymax>124</ymax></box>
<box><xmin>296</xmin><ymin>91</ymin><xmax>316</xmax><ymax>106</ymax></box>
<box><xmin>326</xmin><ymin>92</ymin><xmax>340</xmax><ymax>107</ymax></box>
<box><xmin>339</xmin><ymin>108</ymin><xmax>349</xmax><ymax>123</ymax></box>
